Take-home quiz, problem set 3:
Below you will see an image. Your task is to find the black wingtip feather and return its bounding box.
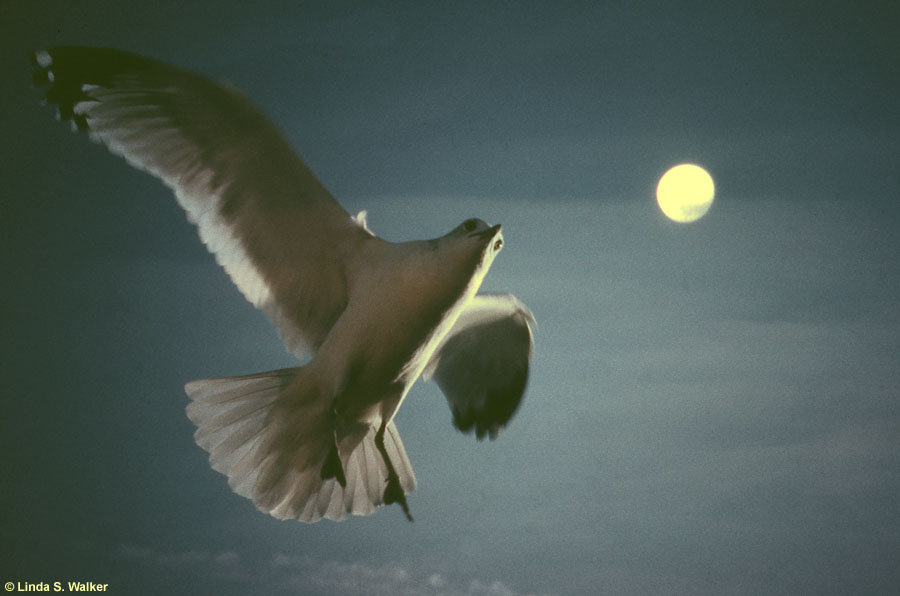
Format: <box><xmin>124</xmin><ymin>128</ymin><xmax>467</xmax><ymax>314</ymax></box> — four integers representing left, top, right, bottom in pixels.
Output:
<box><xmin>30</xmin><ymin>46</ymin><xmax>163</xmax><ymax>130</ymax></box>
<box><xmin>450</xmin><ymin>368</ymin><xmax>529</xmax><ymax>441</ymax></box>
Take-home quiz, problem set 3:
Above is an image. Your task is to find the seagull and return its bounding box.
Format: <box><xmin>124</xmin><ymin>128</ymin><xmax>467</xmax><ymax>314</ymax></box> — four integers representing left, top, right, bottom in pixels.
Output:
<box><xmin>32</xmin><ymin>46</ymin><xmax>535</xmax><ymax>523</ymax></box>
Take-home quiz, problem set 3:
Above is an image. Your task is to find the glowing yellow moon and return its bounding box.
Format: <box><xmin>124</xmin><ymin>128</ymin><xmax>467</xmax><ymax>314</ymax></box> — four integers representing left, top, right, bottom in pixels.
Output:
<box><xmin>656</xmin><ymin>164</ymin><xmax>715</xmax><ymax>223</ymax></box>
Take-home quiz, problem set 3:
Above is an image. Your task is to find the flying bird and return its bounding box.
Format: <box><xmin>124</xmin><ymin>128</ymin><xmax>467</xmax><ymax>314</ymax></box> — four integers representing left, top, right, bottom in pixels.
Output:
<box><xmin>32</xmin><ymin>46</ymin><xmax>535</xmax><ymax>523</ymax></box>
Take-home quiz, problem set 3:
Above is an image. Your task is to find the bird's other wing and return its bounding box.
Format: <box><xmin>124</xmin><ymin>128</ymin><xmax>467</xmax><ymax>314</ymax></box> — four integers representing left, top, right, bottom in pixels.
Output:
<box><xmin>422</xmin><ymin>294</ymin><xmax>535</xmax><ymax>440</ymax></box>
<box><xmin>32</xmin><ymin>46</ymin><xmax>373</xmax><ymax>359</ymax></box>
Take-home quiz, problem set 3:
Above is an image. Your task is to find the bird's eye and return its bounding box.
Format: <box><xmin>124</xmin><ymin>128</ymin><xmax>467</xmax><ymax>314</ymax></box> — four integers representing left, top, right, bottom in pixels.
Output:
<box><xmin>494</xmin><ymin>238</ymin><xmax>503</xmax><ymax>251</ymax></box>
<box><xmin>463</xmin><ymin>218</ymin><xmax>477</xmax><ymax>232</ymax></box>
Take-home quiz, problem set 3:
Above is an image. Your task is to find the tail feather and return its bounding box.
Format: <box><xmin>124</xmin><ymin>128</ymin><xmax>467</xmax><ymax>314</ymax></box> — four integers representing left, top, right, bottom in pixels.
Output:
<box><xmin>385</xmin><ymin>423</ymin><xmax>416</xmax><ymax>487</ymax></box>
<box><xmin>185</xmin><ymin>367</ymin><xmax>416</xmax><ymax>522</ymax></box>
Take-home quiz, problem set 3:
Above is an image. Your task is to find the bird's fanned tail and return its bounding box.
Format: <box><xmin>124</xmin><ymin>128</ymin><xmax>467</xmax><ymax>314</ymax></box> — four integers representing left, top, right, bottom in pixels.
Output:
<box><xmin>185</xmin><ymin>368</ymin><xmax>416</xmax><ymax>522</ymax></box>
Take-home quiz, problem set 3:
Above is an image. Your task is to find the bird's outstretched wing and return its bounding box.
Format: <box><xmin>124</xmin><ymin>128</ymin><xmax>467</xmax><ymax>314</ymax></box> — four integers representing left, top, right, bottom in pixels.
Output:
<box><xmin>422</xmin><ymin>294</ymin><xmax>535</xmax><ymax>440</ymax></box>
<box><xmin>32</xmin><ymin>46</ymin><xmax>372</xmax><ymax>359</ymax></box>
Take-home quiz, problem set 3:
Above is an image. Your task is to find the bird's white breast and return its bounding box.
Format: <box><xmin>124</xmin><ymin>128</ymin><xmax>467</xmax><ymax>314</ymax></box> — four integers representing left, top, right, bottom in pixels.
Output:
<box><xmin>315</xmin><ymin>238</ymin><xmax>488</xmax><ymax>423</ymax></box>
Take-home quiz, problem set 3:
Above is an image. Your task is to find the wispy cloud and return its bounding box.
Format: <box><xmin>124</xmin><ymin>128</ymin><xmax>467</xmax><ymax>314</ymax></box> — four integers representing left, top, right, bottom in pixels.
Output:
<box><xmin>114</xmin><ymin>544</ymin><xmax>552</xmax><ymax>596</ymax></box>
<box><xmin>115</xmin><ymin>543</ymin><xmax>248</xmax><ymax>582</ymax></box>
<box><xmin>269</xmin><ymin>553</ymin><xmax>552</xmax><ymax>596</ymax></box>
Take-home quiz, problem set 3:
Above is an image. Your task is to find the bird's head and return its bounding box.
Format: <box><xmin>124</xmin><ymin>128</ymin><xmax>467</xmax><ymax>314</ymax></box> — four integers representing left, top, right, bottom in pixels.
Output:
<box><xmin>424</xmin><ymin>218</ymin><xmax>504</xmax><ymax>293</ymax></box>
<box><xmin>447</xmin><ymin>217</ymin><xmax>503</xmax><ymax>269</ymax></box>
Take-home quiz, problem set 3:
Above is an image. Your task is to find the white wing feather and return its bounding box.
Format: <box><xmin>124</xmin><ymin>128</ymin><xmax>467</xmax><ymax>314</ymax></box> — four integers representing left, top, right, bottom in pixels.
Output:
<box><xmin>34</xmin><ymin>46</ymin><xmax>374</xmax><ymax>359</ymax></box>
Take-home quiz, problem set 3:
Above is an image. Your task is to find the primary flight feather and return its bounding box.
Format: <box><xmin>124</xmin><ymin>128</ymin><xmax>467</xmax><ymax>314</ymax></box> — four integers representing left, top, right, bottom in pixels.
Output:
<box><xmin>33</xmin><ymin>46</ymin><xmax>535</xmax><ymax>523</ymax></box>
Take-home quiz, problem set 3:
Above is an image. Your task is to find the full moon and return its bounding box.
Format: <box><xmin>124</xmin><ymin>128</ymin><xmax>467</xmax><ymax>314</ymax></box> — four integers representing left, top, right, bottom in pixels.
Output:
<box><xmin>656</xmin><ymin>164</ymin><xmax>715</xmax><ymax>223</ymax></box>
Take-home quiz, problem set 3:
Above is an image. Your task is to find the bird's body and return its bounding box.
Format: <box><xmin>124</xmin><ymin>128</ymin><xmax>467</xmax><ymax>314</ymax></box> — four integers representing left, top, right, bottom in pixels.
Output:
<box><xmin>33</xmin><ymin>46</ymin><xmax>534</xmax><ymax>523</ymax></box>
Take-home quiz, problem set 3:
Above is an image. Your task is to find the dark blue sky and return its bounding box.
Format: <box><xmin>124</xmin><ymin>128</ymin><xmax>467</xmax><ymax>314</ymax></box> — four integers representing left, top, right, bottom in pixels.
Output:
<box><xmin>2</xmin><ymin>1</ymin><xmax>899</xmax><ymax>595</ymax></box>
